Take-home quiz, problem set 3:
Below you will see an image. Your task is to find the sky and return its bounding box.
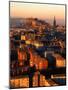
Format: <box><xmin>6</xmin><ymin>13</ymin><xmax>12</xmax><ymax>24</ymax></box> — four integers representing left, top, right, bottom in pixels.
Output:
<box><xmin>10</xmin><ymin>2</ymin><xmax>65</xmax><ymax>25</ymax></box>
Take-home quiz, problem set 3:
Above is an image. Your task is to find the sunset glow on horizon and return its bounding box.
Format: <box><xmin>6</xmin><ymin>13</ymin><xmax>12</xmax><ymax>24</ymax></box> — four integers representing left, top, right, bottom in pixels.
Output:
<box><xmin>10</xmin><ymin>2</ymin><xmax>65</xmax><ymax>25</ymax></box>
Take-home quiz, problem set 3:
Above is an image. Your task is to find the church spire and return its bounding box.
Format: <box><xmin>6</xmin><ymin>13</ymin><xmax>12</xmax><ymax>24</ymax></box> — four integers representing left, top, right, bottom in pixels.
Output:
<box><xmin>53</xmin><ymin>16</ymin><xmax>56</xmax><ymax>30</ymax></box>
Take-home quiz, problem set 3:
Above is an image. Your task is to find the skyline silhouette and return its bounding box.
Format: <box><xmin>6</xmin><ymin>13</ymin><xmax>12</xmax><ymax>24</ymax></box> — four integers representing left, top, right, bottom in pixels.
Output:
<box><xmin>10</xmin><ymin>2</ymin><xmax>65</xmax><ymax>25</ymax></box>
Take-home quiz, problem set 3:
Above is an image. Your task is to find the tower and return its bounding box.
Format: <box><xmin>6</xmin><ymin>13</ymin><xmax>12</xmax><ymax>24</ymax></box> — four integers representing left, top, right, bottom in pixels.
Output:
<box><xmin>53</xmin><ymin>16</ymin><xmax>56</xmax><ymax>30</ymax></box>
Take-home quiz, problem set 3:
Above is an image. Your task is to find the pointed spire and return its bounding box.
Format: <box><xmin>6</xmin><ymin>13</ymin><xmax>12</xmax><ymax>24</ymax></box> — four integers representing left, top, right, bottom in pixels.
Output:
<box><xmin>53</xmin><ymin>16</ymin><xmax>56</xmax><ymax>30</ymax></box>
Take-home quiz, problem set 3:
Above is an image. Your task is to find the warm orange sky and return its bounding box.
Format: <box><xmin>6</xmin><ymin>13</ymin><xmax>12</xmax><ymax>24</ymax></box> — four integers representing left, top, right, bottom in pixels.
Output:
<box><xmin>10</xmin><ymin>2</ymin><xmax>65</xmax><ymax>25</ymax></box>
<box><xmin>10</xmin><ymin>2</ymin><xmax>65</xmax><ymax>19</ymax></box>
